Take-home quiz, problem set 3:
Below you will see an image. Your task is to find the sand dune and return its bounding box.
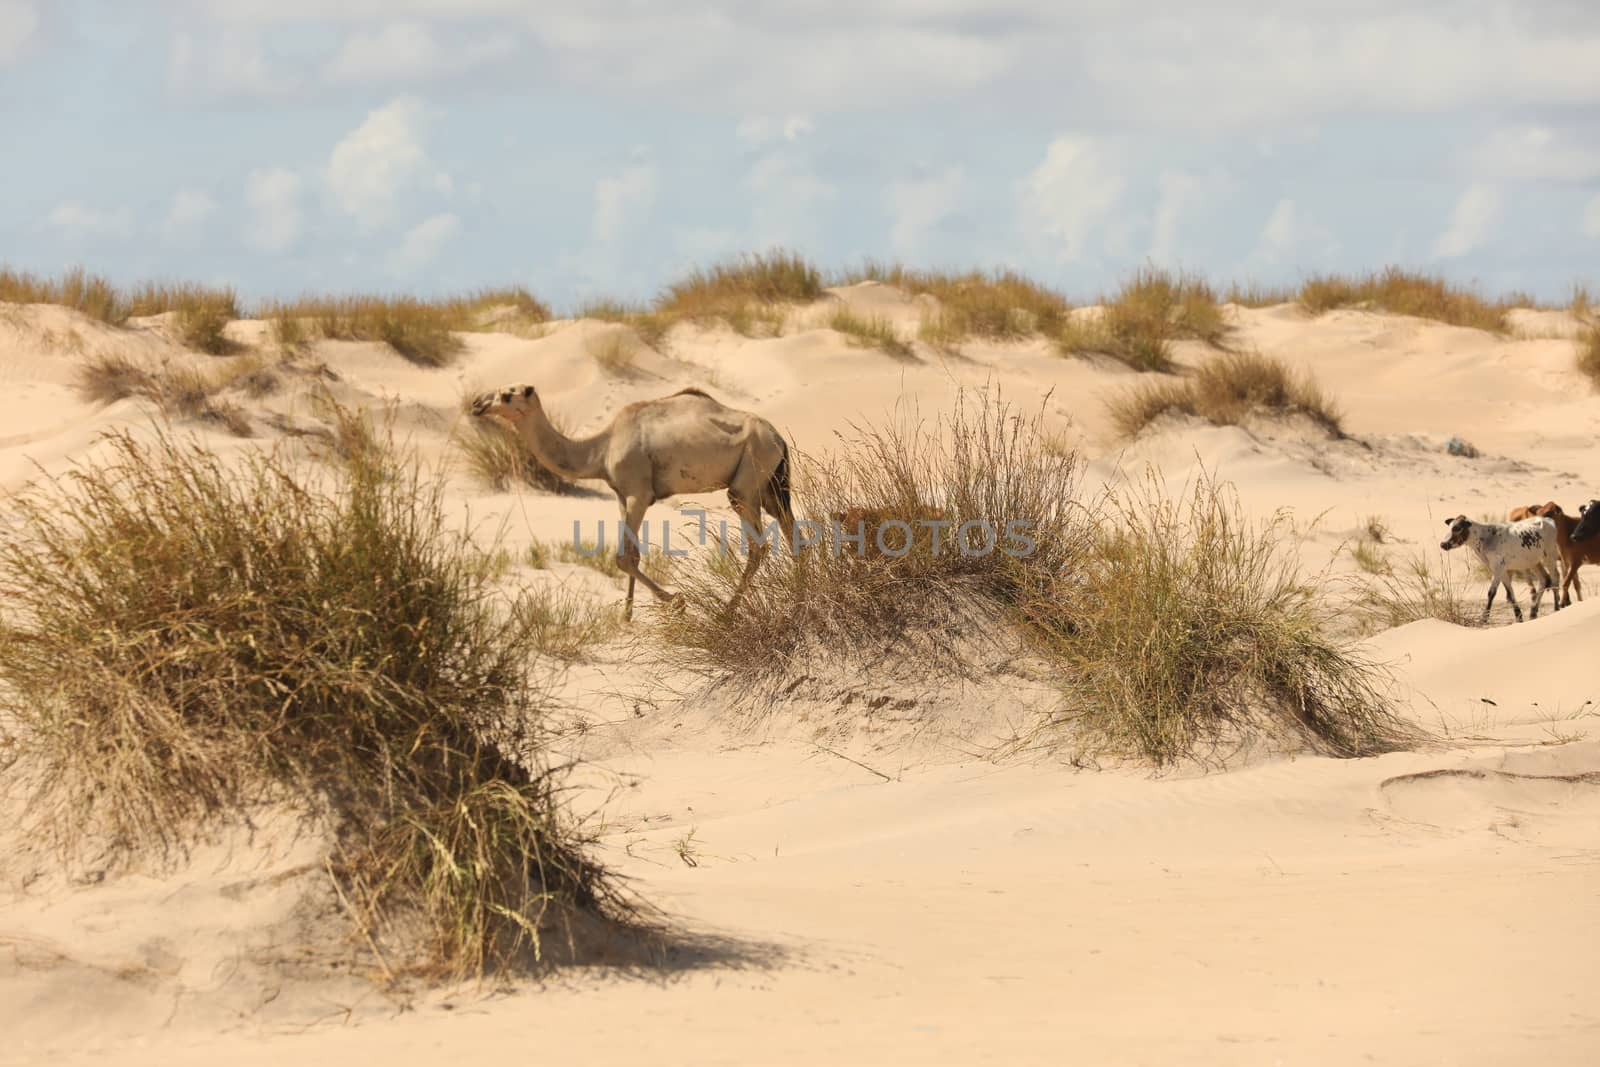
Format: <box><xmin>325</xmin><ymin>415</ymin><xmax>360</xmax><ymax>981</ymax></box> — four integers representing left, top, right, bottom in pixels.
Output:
<box><xmin>2</xmin><ymin>292</ymin><xmax>1598</xmax><ymax>1065</ymax></box>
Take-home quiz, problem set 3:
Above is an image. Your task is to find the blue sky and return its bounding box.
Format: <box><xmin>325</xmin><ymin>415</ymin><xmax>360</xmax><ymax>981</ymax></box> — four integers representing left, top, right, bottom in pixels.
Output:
<box><xmin>3</xmin><ymin>1</ymin><xmax>1598</xmax><ymax>309</ymax></box>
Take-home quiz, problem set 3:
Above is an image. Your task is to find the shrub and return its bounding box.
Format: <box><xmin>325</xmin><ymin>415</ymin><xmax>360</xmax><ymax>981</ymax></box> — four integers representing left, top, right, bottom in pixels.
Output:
<box><xmin>655</xmin><ymin>389</ymin><xmax>1094</xmax><ymax>679</ymax></box>
<box><xmin>1039</xmin><ymin>472</ymin><xmax>1415</xmax><ymax>765</ymax></box>
<box><xmin>1297</xmin><ymin>267</ymin><xmax>1509</xmax><ymax>332</ymax></box>
<box><xmin>0</xmin><ymin>427</ymin><xmax>631</xmax><ymax>977</ymax></box>
<box><xmin>173</xmin><ymin>289</ymin><xmax>240</xmax><ymax>355</ymax></box>
<box><xmin>1107</xmin><ymin>351</ymin><xmax>1342</xmax><ymax>439</ymax></box>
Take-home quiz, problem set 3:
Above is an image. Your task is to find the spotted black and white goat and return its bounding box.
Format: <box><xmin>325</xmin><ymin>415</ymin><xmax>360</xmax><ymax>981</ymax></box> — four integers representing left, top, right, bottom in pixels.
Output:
<box><xmin>1440</xmin><ymin>514</ymin><xmax>1562</xmax><ymax>623</ymax></box>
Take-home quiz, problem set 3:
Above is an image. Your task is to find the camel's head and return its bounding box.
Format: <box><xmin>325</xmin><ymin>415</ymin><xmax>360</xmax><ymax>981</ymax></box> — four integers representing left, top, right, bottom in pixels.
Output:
<box><xmin>1440</xmin><ymin>515</ymin><xmax>1472</xmax><ymax>551</ymax></box>
<box><xmin>471</xmin><ymin>383</ymin><xmax>540</xmax><ymax>423</ymax></box>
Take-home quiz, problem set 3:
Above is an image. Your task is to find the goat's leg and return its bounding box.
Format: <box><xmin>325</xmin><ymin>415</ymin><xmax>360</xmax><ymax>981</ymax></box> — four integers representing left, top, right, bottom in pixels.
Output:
<box><xmin>1498</xmin><ymin>569</ymin><xmax>1525</xmax><ymax>623</ymax></box>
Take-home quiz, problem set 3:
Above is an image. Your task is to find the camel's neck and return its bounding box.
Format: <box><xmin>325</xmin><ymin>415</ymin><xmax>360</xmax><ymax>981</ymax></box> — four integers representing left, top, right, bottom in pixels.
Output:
<box><xmin>516</xmin><ymin>405</ymin><xmax>607</xmax><ymax>481</ymax></box>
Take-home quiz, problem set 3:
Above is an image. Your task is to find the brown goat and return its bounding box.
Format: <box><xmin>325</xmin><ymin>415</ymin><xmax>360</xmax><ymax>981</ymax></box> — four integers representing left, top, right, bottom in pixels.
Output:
<box><xmin>1507</xmin><ymin>502</ymin><xmax>1597</xmax><ymax>607</ymax></box>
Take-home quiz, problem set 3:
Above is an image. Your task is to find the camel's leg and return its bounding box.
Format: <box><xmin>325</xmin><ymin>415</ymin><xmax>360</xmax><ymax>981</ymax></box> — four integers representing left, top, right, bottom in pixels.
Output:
<box><xmin>760</xmin><ymin>485</ymin><xmax>796</xmax><ymax>554</ymax></box>
<box><xmin>723</xmin><ymin>494</ymin><xmax>768</xmax><ymax>615</ymax></box>
<box><xmin>616</xmin><ymin>494</ymin><xmax>674</xmax><ymax>619</ymax></box>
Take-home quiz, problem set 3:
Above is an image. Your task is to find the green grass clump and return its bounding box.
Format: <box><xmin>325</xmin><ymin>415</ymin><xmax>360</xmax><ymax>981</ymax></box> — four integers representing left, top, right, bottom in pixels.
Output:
<box><xmin>1107</xmin><ymin>351</ymin><xmax>1341</xmax><ymax>440</ymax></box>
<box><xmin>0</xmin><ymin>426</ymin><xmax>631</xmax><ymax>977</ymax></box>
<box><xmin>1039</xmin><ymin>472</ymin><xmax>1414</xmax><ymax>766</ymax></box>
<box><xmin>1298</xmin><ymin>267</ymin><xmax>1510</xmax><ymax>332</ymax></box>
<box><xmin>829</xmin><ymin>307</ymin><xmax>912</xmax><ymax>358</ymax></box>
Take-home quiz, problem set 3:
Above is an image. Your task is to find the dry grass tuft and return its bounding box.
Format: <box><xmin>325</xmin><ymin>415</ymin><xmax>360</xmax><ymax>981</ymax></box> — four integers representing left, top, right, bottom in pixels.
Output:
<box><xmin>263</xmin><ymin>296</ymin><xmax>465</xmax><ymax>367</ymax></box>
<box><xmin>74</xmin><ymin>353</ymin><xmax>255</xmax><ymax>437</ymax></box>
<box><xmin>0</xmin><ymin>425</ymin><xmax>633</xmax><ymax>978</ymax></box>
<box><xmin>1297</xmin><ymin>267</ymin><xmax>1510</xmax><ymax>332</ymax></box>
<box><xmin>828</xmin><ymin>307</ymin><xmax>912</xmax><ymax>358</ymax></box>
<box><xmin>842</xmin><ymin>262</ymin><xmax>1069</xmax><ymax>348</ymax></box>
<box><xmin>1037</xmin><ymin>471</ymin><xmax>1414</xmax><ymax>766</ymax></box>
<box><xmin>654</xmin><ymin>394</ymin><xmax>1410</xmax><ymax>766</ymax></box>
<box><xmin>1351</xmin><ymin>550</ymin><xmax>1484</xmax><ymax>632</ymax></box>
<box><xmin>576</xmin><ymin>300</ymin><xmax>675</xmax><ymax>351</ymax></box>
<box><xmin>454</xmin><ymin>416</ymin><xmax>577</xmax><ymax>495</ymax></box>
<box><xmin>1059</xmin><ymin>268</ymin><xmax>1229</xmax><ymax>372</ymax></box>
<box><xmin>656</xmin><ymin>389</ymin><xmax>1094</xmax><ymax>677</ymax></box>
<box><xmin>0</xmin><ymin>267</ymin><xmax>128</xmax><ymax>324</ymax></box>
<box><xmin>586</xmin><ymin>328</ymin><xmax>641</xmax><ymax>375</ymax></box>
<box><xmin>1576</xmin><ymin>325</ymin><xmax>1600</xmax><ymax>390</ymax></box>
<box><xmin>656</xmin><ymin>250</ymin><xmax>822</xmax><ymax>335</ymax></box>
<box><xmin>1107</xmin><ymin>351</ymin><xmax>1341</xmax><ymax>439</ymax></box>
<box><xmin>1223</xmin><ymin>281</ymin><xmax>1297</xmax><ymax>308</ymax></box>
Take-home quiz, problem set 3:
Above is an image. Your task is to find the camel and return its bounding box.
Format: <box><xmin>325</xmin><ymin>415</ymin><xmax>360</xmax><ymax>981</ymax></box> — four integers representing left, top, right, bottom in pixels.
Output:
<box><xmin>470</xmin><ymin>384</ymin><xmax>794</xmax><ymax>619</ymax></box>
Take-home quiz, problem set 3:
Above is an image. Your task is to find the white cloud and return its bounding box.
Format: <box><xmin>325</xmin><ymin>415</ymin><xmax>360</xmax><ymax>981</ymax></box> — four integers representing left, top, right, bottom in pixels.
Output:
<box><xmin>0</xmin><ymin>0</ymin><xmax>39</xmax><ymax>64</ymax></box>
<box><xmin>1148</xmin><ymin>171</ymin><xmax>1228</xmax><ymax>266</ymax></box>
<box><xmin>1582</xmin><ymin>193</ymin><xmax>1600</xmax><ymax>240</ymax></box>
<box><xmin>737</xmin><ymin>115</ymin><xmax>815</xmax><ymax>146</ymax></box>
<box><xmin>245</xmin><ymin>168</ymin><xmax>304</xmax><ymax>251</ymax></box>
<box><xmin>887</xmin><ymin>168</ymin><xmax>964</xmax><ymax>256</ymax></box>
<box><xmin>1432</xmin><ymin>182</ymin><xmax>1499</xmax><ymax>259</ymax></box>
<box><xmin>591</xmin><ymin>162</ymin><xmax>657</xmax><ymax>245</ymax></box>
<box><xmin>1466</xmin><ymin>126</ymin><xmax>1600</xmax><ymax>184</ymax></box>
<box><xmin>1250</xmin><ymin>198</ymin><xmax>1334</xmax><ymax>265</ymax></box>
<box><xmin>745</xmin><ymin>151</ymin><xmax>835</xmax><ymax>249</ymax></box>
<box><xmin>163</xmin><ymin>189</ymin><xmax>217</xmax><ymax>237</ymax></box>
<box><xmin>167</xmin><ymin>27</ymin><xmax>284</xmax><ymax>98</ymax></box>
<box><xmin>323</xmin><ymin>21</ymin><xmax>515</xmax><ymax>84</ymax></box>
<box><xmin>1017</xmin><ymin>135</ymin><xmax>1123</xmax><ymax>263</ymax></box>
<box><xmin>44</xmin><ymin>201</ymin><xmax>132</xmax><ymax>240</ymax></box>
<box><xmin>388</xmin><ymin>212</ymin><xmax>460</xmax><ymax>274</ymax></box>
<box><xmin>164</xmin><ymin>4</ymin><xmax>1600</xmax><ymax>125</ymax></box>
<box><xmin>325</xmin><ymin>96</ymin><xmax>430</xmax><ymax>228</ymax></box>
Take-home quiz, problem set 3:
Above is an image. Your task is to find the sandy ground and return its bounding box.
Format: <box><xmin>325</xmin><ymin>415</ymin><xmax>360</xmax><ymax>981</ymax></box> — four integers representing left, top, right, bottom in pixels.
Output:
<box><xmin>1</xmin><ymin>288</ymin><xmax>1598</xmax><ymax>1065</ymax></box>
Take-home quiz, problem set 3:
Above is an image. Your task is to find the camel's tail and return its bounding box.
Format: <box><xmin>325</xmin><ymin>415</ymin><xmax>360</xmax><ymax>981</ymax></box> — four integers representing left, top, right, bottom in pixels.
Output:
<box><xmin>769</xmin><ymin>439</ymin><xmax>793</xmax><ymax>522</ymax></box>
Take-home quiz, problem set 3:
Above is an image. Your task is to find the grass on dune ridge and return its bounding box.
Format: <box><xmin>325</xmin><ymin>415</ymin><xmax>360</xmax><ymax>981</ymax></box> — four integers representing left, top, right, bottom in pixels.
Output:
<box><xmin>1107</xmin><ymin>350</ymin><xmax>1342</xmax><ymax>439</ymax></box>
<box><xmin>654</xmin><ymin>389</ymin><xmax>1413</xmax><ymax>767</ymax></box>
<box><xmin>0</xmin><ymin>416</ymin><xmax>635</xmax><ymax>978</ymax></box>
